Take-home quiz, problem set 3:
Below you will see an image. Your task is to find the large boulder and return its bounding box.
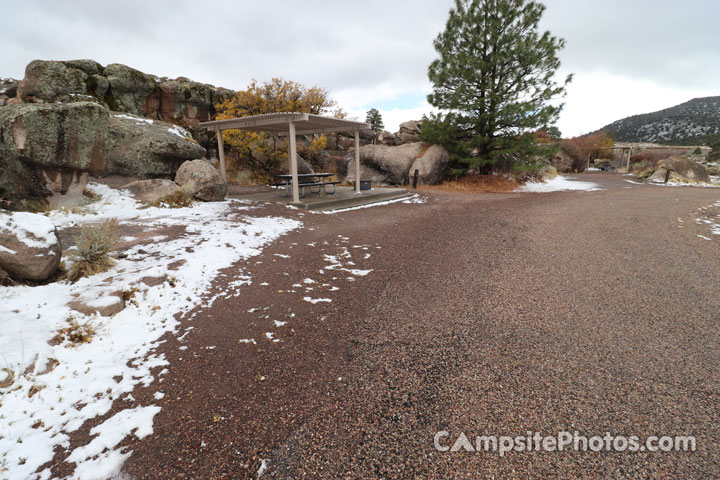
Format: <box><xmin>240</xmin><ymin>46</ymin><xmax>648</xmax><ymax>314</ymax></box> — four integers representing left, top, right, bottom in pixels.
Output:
<box><xmin>106</xmin><ymin>113</ymin><xmax>206</xmax><ymax>177</ymax></box>
<box><xmin>0</xmin><ymin>142</ymin><xmax>51</xmax><ymax>210</ymax></box>
<box><xmin>408</xmin><ymin>144</ymin><xmax>450</xmax><ymax>185</ymax></box>
<box><xmin>648</xmin><ymin>156</ymin><xmax>710</xmax><ymax>183</ymax></box>
<box><xmin>0</xmin><ymin>102</ymin><xmax>108</xmax><ymax>206</ymax></box>
<box><xmin>0</xmin><ymin>102</ymin><xmax>110</xmax><ymax>173</ymax></box>
<box><xmin>15</xmin><ymin>59</ymin><xmax>232</xmax><ymax>128</ymax></box>
<box><xmin>399</xmin><ymin>120</ymin><xmax>422</xmax><ymax>135</ymax></box>
<box><xmin>18</xmin><ymin>60</ymin><xmax>88</xmax><ymax>103</ymax></box>
<box><xmin>377</xmin><ymin>131</ymin><xmax>395</xmax><ymax>146</ymax></box>
<box><xmin>346</xmin><ymin>163</ymin><xmax>394</xmax><ymax>185</ymax></box>
<box><xmin>550</xmin><ymin>149</ymin><xmax>575</xmax><ymax>173</ymax></box>
<box><xmin>158</xmin><ymin>79</ymin><xmax>215</xmax><ymax>125</ymax></box>
<box><xmin>17</xmin><ymin>60</ymin><xmax>108</xmax><ymax>104</ymax></box>
<box><xmin>0</xmin><ymin>103</ymin><xmax>206</xmax><ymax>208</ymax></box>
<box><xmin>394</xmin><ymin>120</ymin><xmax>422</xmax><ymax>145</ymax></box>
<box><xmin>103</xmin><ymin>63</ymin><xmax>160</xmax><ymax>116</ymax></box>
<box><xmin>123</xmin><ymin>179</ymin><xmax>179</xmax><ymax>204</ymax></box>
<box><xmin>175</xmin><ymin>159</ymin><xmax>227</xmax><ymax>201</ymax></box>
<box><xmin>345</xmin><ymin>142</ymin><xmax>424</xmax><ymax>185</ymax></box>
<box><xmin>278</xmin><ymin>154</ymin><xmax>314</xmax><ymax>175</ymax></box>
<box><xmin>0</xmin><ymin>212</ymin><xmax>61</xmax><ymax>281</ymax></box>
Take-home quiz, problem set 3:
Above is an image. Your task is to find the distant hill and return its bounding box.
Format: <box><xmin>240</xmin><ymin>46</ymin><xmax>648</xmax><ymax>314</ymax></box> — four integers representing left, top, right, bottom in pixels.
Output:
<box><xmin>598</xmin><ymin>96</ymin><xmax>720</xmax><ymax>145</ymax></box>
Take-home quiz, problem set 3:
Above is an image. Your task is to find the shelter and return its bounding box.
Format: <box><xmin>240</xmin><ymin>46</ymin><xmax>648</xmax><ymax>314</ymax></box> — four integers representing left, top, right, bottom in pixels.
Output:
<box><xmin>199</xmin><ymin>113</ymin><xmax>372</xmax><ymax>203</ymax></box>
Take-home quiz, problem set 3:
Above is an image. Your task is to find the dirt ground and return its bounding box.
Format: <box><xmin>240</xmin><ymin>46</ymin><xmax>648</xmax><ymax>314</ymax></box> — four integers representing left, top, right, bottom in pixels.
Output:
<box><xmin>73</xmin><ymin>173</ymin><xmax>719</xmax><ymax>478</ymax></box>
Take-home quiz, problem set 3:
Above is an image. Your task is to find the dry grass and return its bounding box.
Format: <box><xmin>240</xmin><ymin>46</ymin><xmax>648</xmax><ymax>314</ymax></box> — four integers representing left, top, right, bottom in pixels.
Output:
<box><xmin>0</xmin><ymin>368</ymin><xmax>15</xmax><ymax>389</ymax></box>
<box><xmin>152</xmin><ymin>183</ymin><xmax>195</xmax><ymax>208</ymax></box>
<box><xmin>417</xmin><ymin>174</ymin><xmax>521</xmax><ymax>194</ymax></box>
<box><xmin>67</xmin><ymin>218</ymin><xmax>119</xmax><ymax>282</ymax></box>
<box><xmin>53</xmin><ymin>316</ymin><xmax>96</xmax><ymax>346</ymax></box>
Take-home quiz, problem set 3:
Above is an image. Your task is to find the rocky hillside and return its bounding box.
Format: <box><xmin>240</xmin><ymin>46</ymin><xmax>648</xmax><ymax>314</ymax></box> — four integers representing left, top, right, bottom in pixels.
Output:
<box><xmin>599</xmin><ymin>96</ymin><xmax>720</xmax><ymax>145</ymax></box>
<box><xmin>0</xmin><ymin>59</ymin><xmax>227</xmax><ymax>210</ymax></box>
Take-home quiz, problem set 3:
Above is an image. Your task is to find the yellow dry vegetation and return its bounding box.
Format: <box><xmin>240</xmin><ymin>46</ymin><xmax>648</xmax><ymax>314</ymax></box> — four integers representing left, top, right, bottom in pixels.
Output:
<box><xmin>215</xmin><ymin>78</ymin><xmax>343</xmax><ymax>179</ymax></box>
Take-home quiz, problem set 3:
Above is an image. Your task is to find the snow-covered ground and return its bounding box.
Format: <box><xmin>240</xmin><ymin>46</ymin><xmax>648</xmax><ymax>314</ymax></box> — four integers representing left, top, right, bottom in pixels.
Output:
<box><xmin>647</xmin><ymin>178</ymin><xmax>720</xmax><ymax>188</ymax></box>
<box><xmin>517</xmin><ymin>175</ymin><xmax>602</xmax><ymax>193</ymax></box>
<box><xmin>318</xmin><ymin>194</ymin><xmax>426</xmax><ymax>214</ymax></box>
<box><xmin>694</xmin><ymin>201</ymin><xmax>720</xmax><ymax>239</ymax></box>
<box><xmin>0</xmin><ymin>184</ymin><xmax>300</xmax><ymax>479</ymax></box>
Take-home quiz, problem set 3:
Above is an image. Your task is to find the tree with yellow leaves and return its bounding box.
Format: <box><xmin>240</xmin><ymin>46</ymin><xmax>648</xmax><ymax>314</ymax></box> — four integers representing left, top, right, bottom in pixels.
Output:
<box><xmin>215</xmin><ymin>78</ymin><xmax>344</xmax><ymax>177</ymax></box>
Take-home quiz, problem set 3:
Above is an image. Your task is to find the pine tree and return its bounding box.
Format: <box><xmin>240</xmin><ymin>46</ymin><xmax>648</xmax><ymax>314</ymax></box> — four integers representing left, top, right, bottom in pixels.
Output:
<box><xmin>421</xmin><ymin>0</ymin><xmax>571</xmax><ymax>171</ymax></box>
<box><xmin>708</xmin><ymin>140</ymin><xmax>720</xmax><ymax>162</ymax></box>
<box><xmin>365</xmin><ymin>108</ymin><xmax>385</xmax><ymax>132</ymax></box>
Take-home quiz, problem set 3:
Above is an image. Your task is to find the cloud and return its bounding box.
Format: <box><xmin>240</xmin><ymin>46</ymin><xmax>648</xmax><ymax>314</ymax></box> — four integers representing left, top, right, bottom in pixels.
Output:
<box><xmin>345</xmin><ymin>101</ymin><xmax>436</xmax><ymax>133</ymax></box>
<box><xmin>556</xmin><ymin>70</ymin><xmax>718</xmax><ymax>137</ymax></box>
<box><xmin>1</xmin><ymin>0</ymin><xmax>718</xmax><ymax>137</ymax></box>
<box><xmin>541</xmin><ymin>0</ymin><xmax>720</xmax><ymax>90</ymax></box>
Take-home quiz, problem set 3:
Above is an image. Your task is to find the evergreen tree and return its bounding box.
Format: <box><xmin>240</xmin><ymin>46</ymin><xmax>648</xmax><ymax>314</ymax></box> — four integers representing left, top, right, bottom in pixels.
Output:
<box><xmin>708</xmin><ymin>140</ymin><xmax>720</xmax><ymax>162</ymax></box>
<box><xmin>365</xmin><ymin>108</ymin><xmax>385</xmax><ymax>132</ymax></box>
<box><xmin>421</xmin><ymin>0</ymin><xmax>571</xmax><ymax>171</ymax></box>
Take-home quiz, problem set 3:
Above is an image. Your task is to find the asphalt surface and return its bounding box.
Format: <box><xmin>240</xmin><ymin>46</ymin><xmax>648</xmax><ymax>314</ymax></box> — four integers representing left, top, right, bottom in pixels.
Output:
<box><xmin>116</xmin><ymin>173</ymin><xmax>720</xmax><ymax>479</ymax></box>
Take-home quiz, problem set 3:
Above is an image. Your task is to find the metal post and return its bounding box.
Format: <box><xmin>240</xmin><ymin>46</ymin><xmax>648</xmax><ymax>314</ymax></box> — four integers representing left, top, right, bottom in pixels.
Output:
<box><xmin>216</xmin><ymin>130</ymin><xmax>227</xmax><ymax>183</ymax></box>
<box><xmin>289</xmin><ymin>122</ymin><xmax>299</xmax><ymax>203</ymax></box>
<box><xmin>625</xmin><ymin>149</ymin><xmax>631</xmax><ymax>171</ymax></box>
<box><xmin>412</xmin><ymin>169</ymin><xmax>419</xmax><ymax>188</ymax></box>
<box><xmin>354</xmin><ymin>130</ymin><xmax>360</xmax><ymax>193</ymax></box>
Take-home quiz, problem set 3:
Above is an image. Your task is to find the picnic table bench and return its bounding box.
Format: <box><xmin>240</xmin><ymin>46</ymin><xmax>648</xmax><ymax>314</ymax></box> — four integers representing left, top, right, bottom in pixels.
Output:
<box><xmin>270</xmin><ymin>173</ymin><xmax>340</xmax><ymax>197</ymax></box>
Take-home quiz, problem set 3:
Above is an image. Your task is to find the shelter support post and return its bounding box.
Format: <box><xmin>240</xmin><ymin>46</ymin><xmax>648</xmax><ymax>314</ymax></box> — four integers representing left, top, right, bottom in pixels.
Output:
<box><xmin>354</xmin><ymin>130</ymin><xmax>360</xmax><ymax>193</ymax></box>
<box><xmin>217</xmin><ymin>130</ymin><xmax>227</xmax><ymax>183</ymax></box>
<box><xmin>289</xmin><ymin>122</ymin><xmax>300</xmax><ymax>203</ymax></box>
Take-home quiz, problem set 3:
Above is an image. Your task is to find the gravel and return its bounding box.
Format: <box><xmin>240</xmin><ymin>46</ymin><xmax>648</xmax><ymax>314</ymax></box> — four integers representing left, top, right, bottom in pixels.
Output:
<box><xmin>111</xmin><ymin>173</ymin><xmax>720</xmax><ymax>479</ymax></box>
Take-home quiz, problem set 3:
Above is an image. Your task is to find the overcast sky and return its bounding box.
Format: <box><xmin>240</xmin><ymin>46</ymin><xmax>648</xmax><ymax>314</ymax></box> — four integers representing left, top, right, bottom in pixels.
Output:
<box><xmin>2</xmin><ymin>0</ymin><xmax>719</xmax><ymax>136</ymax></box>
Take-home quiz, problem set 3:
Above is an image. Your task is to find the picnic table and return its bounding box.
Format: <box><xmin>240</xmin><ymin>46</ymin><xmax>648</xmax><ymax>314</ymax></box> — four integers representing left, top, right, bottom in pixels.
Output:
<box><xmin>270</xmin><ymin>173</ymin><xmax>340</xmax><ymax>197</ymax></box>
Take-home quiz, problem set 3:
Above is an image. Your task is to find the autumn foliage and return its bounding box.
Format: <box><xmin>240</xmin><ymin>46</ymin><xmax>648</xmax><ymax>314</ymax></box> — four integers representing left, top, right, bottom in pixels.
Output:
<box><xmin>561</xmin><ymin>132</ymin><xmax>614</xmax><ymax>165</ymax></box>
<box><xmin>214</xmin><ymin>78</ymin><xmax>344</xmax><ymax>178</ymax></box>
<box><xmin>629</xmin><ymin>148</ymin><xmax>689</xmax><ymax>166</ymax></box>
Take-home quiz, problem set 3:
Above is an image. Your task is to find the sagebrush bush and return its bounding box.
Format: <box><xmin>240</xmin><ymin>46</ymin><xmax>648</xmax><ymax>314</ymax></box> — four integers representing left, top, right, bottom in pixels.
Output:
<box><xmin>67</xmin><ymin>218</ymin><xmax>119</xmax><ymax>281</ymax></box>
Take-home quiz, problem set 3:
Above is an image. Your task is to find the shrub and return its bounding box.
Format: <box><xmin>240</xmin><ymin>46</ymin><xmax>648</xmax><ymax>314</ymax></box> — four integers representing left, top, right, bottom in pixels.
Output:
<box><xmin>561</xmin><ymin>132</ymin><xmax>614</xmax><ymax>170</ymax></box>
<box><xmin>629</xmin><ymin>149</ymin><xmax>686</xmax><ymax>167</ymax></box>
<box><xmin>692</xmin><ymin>147</ymin><xmax>702</xmax><ymax>155</ymax></box>
<box><xmin>215</xmin><ymin>78</ymin><xmax>344</xmax><ymax>177</ymax></box>
<box><xmin>53</xmin><ymin>316</ymin><xmax>95</xmax><ymax>346</ymax></box>
<box><xmin>82</xmin><ymin>188</ymin><xmax>101</xmax><ymax>202</ymax></box>
<box><xmin>707</xmin><ymin>166</ymin><xmax>720</xmax><ymax>176</ymax></box>
<box><xmin>152</xmin><ymin>183</ymin><xmax>194</xmax><ymax>208</ymax></box>
<box><xmin>25</xmin><ymin>198</ymin><xmax>50</xmax><ymax>213</ymax></box>
<box><xmin>709</xmin><ymin>140</ymin><xmax>720</xmax><ymax>162</ymax></box>
<box><xmin>418</xmin><ymin>173</ymin><xmax>520</xmax><ymax>193</ymax></box>
<box><xmin>510</xmin><ymin>161</ymin><xmax>556</xmax><ymax>182</ymax></box>
<box><xmin>0</xmin><ymin>368</ymin><xmax>15</xmax><ymax>389</ymax></box>
<box><xmin>67</xmin><ymin>218</ymin><xmax>119</xmax><ymax>281</ymax></box>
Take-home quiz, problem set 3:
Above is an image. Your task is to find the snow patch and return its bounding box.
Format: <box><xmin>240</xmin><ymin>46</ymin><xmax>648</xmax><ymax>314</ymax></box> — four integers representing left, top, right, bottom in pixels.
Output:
<box><xmin>303</xmin><ymin>296</ymin><xmax>332</xmax><ymax>304</ymax></box>
<box><xmin>518</xmin><ymin>176</ymin><xmax>602</xmax><ymax>193</ymax></box>
<box><xmin>320</xmin><ymin>195</ymin><xmax>421</xmax><ymax>213</ymax></box>
<box><xmin>0</xmin><ymin>183</ymin><xmax>301</xmax><ymax>479</ymax></box>
<box><xmin>113</xmin><ymin>113</ymin><xmax>153</xmax><ymax>125</ymax></box>
<box><xmin>1</xmin><ymin>212</ymin><xmax>58</xmax><ymax>249</ymax></box>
